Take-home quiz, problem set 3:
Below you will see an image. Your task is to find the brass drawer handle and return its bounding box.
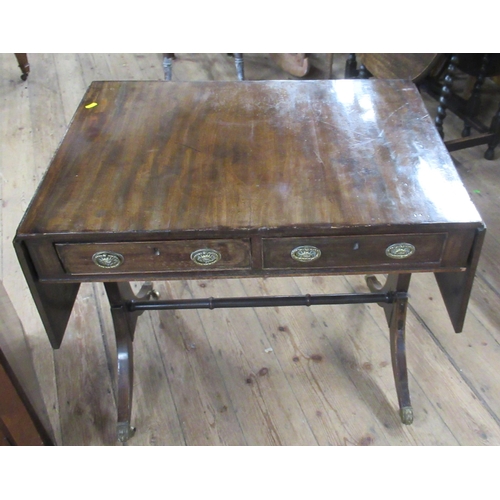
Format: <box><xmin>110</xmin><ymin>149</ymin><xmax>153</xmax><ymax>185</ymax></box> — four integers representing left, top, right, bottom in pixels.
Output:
<box><xmin>386</xmin><ymin>243</ymin><xmax>416</xmax><ymax>259</ymax></box>
<box><xmin>92</xmin><ymin>251</ymin><xmax>124</xmax><ymax>268</ymax></box>
<box><xmin>190</xmin><ymin>248</ymin><xmax>222</xmax><ymax>266</ymax></box>
<box><xmin>291</xmin><ymin>245</ymin><xmax>321</xmax><ymax>263</ymax></box>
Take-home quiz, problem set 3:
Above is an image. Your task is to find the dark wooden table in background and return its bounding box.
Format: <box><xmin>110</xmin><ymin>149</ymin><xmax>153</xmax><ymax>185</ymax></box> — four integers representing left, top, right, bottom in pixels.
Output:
<box><xmin>345</xmin><ymin>54</ymin><xmax>500</xmax><ymax>159</ymax></box>
<box><xmin>0</xmin><ymin>281</ymin><xmax>52</xmax><ymax>445</ymax></box>
<box><xmin>15</xmin><ymin>79</ymin><xmax>485</xmax><ymax>442</ymax></box>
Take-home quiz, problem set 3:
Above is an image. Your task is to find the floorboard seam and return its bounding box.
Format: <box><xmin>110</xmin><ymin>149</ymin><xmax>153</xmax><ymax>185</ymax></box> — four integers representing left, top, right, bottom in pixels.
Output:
<box><xmin>408</xmin><ymin>302</ymin><xmax>500</xmax><ymax>429</ymax></box>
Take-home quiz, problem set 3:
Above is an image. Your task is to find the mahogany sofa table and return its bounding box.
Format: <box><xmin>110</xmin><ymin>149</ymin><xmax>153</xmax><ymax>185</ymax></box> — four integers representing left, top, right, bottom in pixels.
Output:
<box><xmin>14</xmin><ymin>79</ymin><xmax>485</xmax><ymax>442</ymax></box>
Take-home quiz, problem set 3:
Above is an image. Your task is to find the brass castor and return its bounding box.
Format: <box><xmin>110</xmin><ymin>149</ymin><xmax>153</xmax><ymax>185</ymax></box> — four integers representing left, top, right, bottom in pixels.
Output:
<box><xmin>400</xmin><ymin>406</ymin><xmax>414</xmax><ymax>425</ymax></box>
<box><xmin>117</xmin><ymin>423</ymin><xmax>136</xmax><ymax>442</ymax></box>
<box><xmin>139</xmin><ymin>281</ymin><xmax>160</xmax><ymax>300</ymax></box>
<box><xmin>365</xmin><ymin>274</ymin><xmax>383</xmax><ymax>291</ymax></box>
<box><xmin>484</xmin><ymin>147</ymin><xmax>495</xmax><ymax>161</ymax></box>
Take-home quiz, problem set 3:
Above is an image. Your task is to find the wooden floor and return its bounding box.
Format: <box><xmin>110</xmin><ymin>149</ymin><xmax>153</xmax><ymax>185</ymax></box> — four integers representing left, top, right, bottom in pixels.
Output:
<box><xmin>1</xmin><ymin>53</ymin><xmax>500</xmax><ymax>446</ymax></box>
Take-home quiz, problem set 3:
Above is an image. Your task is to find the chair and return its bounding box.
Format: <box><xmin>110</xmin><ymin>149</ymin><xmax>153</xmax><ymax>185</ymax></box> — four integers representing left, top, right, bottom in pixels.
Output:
<box><xmin>163</xmin><ymin>53</ymin><xmax>244</xmax><ymax>81</ymax></box>
<box><xmin>162</xmin><ymin>54</ymin><xmax>323</xmax><ymax>81</ymax></box>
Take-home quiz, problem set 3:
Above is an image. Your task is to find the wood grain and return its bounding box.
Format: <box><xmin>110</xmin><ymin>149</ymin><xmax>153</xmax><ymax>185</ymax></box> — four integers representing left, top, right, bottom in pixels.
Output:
<box><xmin>357</xmin><ymin>54</ymin><xmax>447</xmax><ymax>83</ymax></box>
<box><xmin>18</xmin><ymin>79</ymin><xmax>482</xmax><ymax>237</ymax></box>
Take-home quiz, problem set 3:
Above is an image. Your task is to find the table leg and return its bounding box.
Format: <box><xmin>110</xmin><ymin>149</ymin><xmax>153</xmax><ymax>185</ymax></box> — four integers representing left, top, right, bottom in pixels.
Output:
<box><xmin>344</xmin><ymin>54</ymin><xmax>358</xmax><ymax>78</ymax></box>
<box><xmin>366</xmin><ymin>273</ymin><xmax>413</xmax><ymax>424</ymax></box>
<box><xmin>104</xmin><ymin>282</ymin><xmax>159</xmax><ymax>442</ymax></box>
<box><xmin>163</xmin><ymin>53</ymin><xmax>175</xmax><ymax>81</ymax></box>
<box><xmin>461</xmin><ymin>54</ymin><xmax>489</xmax><ymax>138</ymax></box>
<box><xmin>233</xmin><ymin>53</ymin><xmax>244</xmax><ymax>81</ymax></box>
<box><xmin>435</xmin><ymin>55</ymin><xmax>459</xmax><ymax>139</ymax></box>
<box><xmin>389</xmin><ymin>292</ymin><xmax>413</xmax><ymax>424</ymax></box>
<box><xmin>14</xmin><ymin>53</ymin><xmax>29</xmax><ymax>81</ymax></box>
<box><xmin>484</xmin><ymin>100</ymin><xmax>500</xmax><ymax>160</ymax></box>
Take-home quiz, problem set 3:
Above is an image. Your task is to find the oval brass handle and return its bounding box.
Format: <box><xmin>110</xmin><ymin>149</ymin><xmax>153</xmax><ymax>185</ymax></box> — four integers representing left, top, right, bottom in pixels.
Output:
<box><xmin>291</xmin><ymin>245</ymin><xmax>321</xmax><ymax>263</ymax></box>
<box><xmin>92</xmin><ymin>251</ymin><xmax>124</xmax><ymax>269</ymax></box>
<box><xmin>386</xmin><ymin>243</ymin><xmax>416</xmax><ymax>259</ymax></box>
<box><xmin>190</xmin><ymin>248</ymin><xmax>222</xmax><ymax>266</ymax></box>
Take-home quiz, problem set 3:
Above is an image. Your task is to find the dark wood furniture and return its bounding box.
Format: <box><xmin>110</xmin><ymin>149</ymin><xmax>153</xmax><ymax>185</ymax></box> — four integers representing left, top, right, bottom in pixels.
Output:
<box><xmin>14</xmin><ymin>80</ymin><xmax>485</xmax><ymax>442</ymax></box>
<box><xmin>163</xmin><ymin>54</ymin><xmax>317</xmax><ymax>81</ymax></box>
<box><xmin>346</xmin><ymin>53</ymin><xmax>500</xmax><ymax>160</ymax></box>
<box><xmin>0</xmin><ymin>349</ymin><xmax>52</xmax><ymax>445</ymax></box>
<box><xmin>345</xmin><ymin>53</ymin><xmax>447</xmax><ymax>83</ymax></box>
<box><xmin>14</xmin><ymin>53</ymin><xmax>30</xmax><ymax>81</ymax></box>
<box><xmin>0</xmin><ymin>282</ymin><xmax>52</xmax><ymax>445</ymax></box>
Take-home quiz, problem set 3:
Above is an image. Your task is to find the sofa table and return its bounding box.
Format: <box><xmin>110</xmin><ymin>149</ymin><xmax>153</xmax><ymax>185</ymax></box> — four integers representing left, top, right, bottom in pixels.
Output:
<box><xmin>14</xmin><ymin>79</ymin><xmax>485</xmax><ymax>442</ymax></box>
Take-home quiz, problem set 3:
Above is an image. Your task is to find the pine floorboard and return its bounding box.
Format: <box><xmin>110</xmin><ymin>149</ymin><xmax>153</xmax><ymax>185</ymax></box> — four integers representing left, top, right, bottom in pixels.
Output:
<box><xmin>1</xmin><ymin>53</ymin><xmax>500</xmax><ymax>445</ymax></box>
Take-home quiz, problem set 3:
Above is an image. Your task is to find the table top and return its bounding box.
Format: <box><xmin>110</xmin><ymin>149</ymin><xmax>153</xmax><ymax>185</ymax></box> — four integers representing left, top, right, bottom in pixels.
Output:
<box><xmin>18</xmin><ymin>79</ymin><xmax>482</xmax><ymax>238</ymax></box>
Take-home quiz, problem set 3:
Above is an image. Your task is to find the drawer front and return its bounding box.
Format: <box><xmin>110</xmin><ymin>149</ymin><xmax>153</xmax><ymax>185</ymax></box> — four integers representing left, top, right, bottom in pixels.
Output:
<box><xmin>262</xmin><ymin>233</ymin><xmax>447</xmax><ymax>270</ymax></box>
<box><xmin>56</xmin><ymin>239</ymin><xmax>251</xmax><ymax>275</ymax></box>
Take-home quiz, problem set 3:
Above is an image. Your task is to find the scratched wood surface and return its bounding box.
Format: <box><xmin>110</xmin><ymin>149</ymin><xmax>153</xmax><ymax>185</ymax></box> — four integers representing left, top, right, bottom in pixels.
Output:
<box><xmin>1</xmin><ymin>53</ymin><xmax>500</xmax><ymax>445</ymax></box>
<box><xmin>17</xmin><ymin>79</ymin><xmax>482</xmax><ymax>236</ymax></box>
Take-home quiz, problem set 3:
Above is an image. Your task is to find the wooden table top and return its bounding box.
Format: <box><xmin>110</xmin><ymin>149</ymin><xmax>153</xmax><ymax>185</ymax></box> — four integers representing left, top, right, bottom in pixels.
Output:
<box><xmin>18</xmin><ymin>79</ymin><xmax>482</xmax><ymax>238</ymax></box>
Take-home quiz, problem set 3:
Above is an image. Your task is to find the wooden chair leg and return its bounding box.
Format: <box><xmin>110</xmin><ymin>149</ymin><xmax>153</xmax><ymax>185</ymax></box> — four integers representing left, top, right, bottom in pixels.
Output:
<box><xmin>163</xmin><ymin>53</ymin><xmax>175</xmax><ymax>81</ymax></box>
<box><xmin>462</xmin><ymin>54</ymin><xmax>490</xmax><ymax>138</ymax></box>
<box><xmin>233</xmin><ymin>53</ymin><xmax>244</xmax><ymax>81</ymax></box>
<box><xmin>485</xmin><ymin>101</ymin><xmax>500</xmax><ymax>160</ymax></box>
<box><xmin>326</xmin><ymin>53</ymin><xmax>334</xmax><ymax>79</ymax></box>
<box><xmin>435</xmin><ymin>55</ymin><xmax>459</xmax><ymax>139</ymax></box>
<box><xmin>14</xmin><ymin>53</ymin><xmax>29</xmax><ymax>81</ymax></box>
<box><xmin>345</xmin><ymin>53</ymin><xmax>358</xmax><ymax>78</ymax></box>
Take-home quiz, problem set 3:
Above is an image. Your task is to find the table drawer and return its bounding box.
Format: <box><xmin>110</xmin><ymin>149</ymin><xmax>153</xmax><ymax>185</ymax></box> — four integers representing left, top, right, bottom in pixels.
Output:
<box><xmin>262</xmin><ymin>233</ymin><xmax>447</xmax><ymax>270</ymax></box>
<box><xmin>55</xmin><ymin>239</ymin><xmax>251</xmax><ymax>275</ymax></box>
